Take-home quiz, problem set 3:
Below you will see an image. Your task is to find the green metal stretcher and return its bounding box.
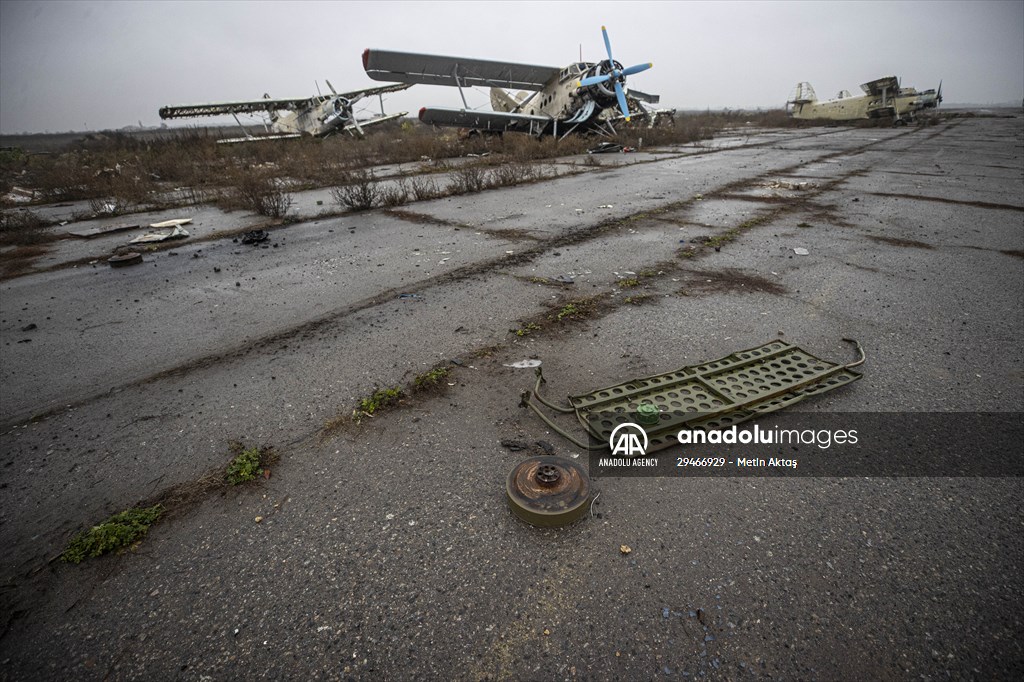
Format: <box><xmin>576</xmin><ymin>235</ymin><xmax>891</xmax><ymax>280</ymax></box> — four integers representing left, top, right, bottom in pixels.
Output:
<box><xmin>520</xmin><ymin>339</ymin><xmax>865</xmax><ymax>453</ymax></box>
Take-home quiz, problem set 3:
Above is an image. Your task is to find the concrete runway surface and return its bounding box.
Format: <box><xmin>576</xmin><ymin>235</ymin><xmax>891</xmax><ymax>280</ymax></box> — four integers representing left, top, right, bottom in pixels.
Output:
<box><xmin>1</xmin><ymin>115</ymin><xmax>1022</xmax><ymax>679</ymax></box>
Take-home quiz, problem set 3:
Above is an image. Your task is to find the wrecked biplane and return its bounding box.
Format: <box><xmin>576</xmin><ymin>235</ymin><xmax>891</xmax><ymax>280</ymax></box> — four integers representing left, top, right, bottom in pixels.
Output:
<box><xmin>363</xmin><ymin>26</ymin><xmax>660</xmax><ymax>138</ymax></box>
<box><xmin>786</xmin><ymin>76</ymin><xmax>942</xmax><ymax>123</ymax></box>
<box><xmin>158</xmin><ymin>81</ymin><xmax>411</xmax><ymax>143</ymax></box>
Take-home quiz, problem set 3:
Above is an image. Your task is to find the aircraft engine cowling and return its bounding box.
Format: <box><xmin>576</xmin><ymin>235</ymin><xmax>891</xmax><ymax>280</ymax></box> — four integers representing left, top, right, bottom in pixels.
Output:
<box><xmin>321</xmin><ymin>97</ymin><xmax>354</xmax><ymax>127</ymax></box>
<box><xmin>578</xmin><ymin>60</ymin><xmax>625</xmax><ymax>108</ymax></box>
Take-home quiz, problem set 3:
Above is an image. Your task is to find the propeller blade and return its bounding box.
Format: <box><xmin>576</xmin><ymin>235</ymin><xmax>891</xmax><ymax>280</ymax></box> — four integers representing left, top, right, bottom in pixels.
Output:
<box><xmin>614</xmin><ymin>80</ymin><xmax>630</xmax><ymax>121</ymax></box>
<box><xmin>621</xmin><ymin>62</ymin><xmax>652</xmax><ymax>77</ymax></box>
<box><xmin>601</xmin><ymin>25</ymin><xmax>614</xmax><ymax>64</ymax></box>
<box><xmin>937</xmin><ymin>80</ymin><xmax>943</xmax><ymax>102</ymax></box>
<box><xmin>326</xmin><ymin>79</ymin><xmax>338</xmax><ymax>96</ymax></box>
<box><xmin>578</xmin><ymin>73</ymin><xmax>613</xmax><ymax>88</ymax></box>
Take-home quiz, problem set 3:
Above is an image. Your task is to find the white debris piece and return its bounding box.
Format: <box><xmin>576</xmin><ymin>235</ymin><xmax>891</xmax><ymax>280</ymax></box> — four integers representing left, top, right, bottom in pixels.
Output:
<box><xmin>148</xmin><ymin>218</ymin><xmax>193</xmax><ymax>229</ymax></box>
<box><xmin>130</xmin><ymin>225</ymin><xmax>190</xmax><ymax>244</ymax></box>
<box><xmin>504</xmin><ymin>359</ymin><xmax>542</xmax><ymax>368</ymax></box>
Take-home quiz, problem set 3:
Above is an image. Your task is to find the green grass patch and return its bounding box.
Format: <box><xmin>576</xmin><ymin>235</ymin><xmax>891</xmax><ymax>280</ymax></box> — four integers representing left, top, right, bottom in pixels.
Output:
<box><xmin>413</xmin><ymin>366</ymin><xmax>451</xmax><ymax>390</ymax></box>
<box><xmin>515</xmin><ymin>322</ymin><xmax>541</xmax><ymax>337</ymax></box>
<box><xmin>616</xmin><ymin>277</ymin><xmax>641</xmax><ymax>288</ymax></box>
<box><xmin>61</xmin><ymin>505</ymin><xmax>164</xmax><ymax>564</ymax></box>
<box><xmin>226</xmin><ymin>445</ymin><xmax>268</xmax><ymax>485</ymax></box>
<box><xmin>353</xmin><ymin>386</ymin><xmax>403</xmax><ymax>422</ymax></box>
<box><xmin>556</xmin><ymin>303</ymin><xmax>581</xmax><ymax>321</ymax></box>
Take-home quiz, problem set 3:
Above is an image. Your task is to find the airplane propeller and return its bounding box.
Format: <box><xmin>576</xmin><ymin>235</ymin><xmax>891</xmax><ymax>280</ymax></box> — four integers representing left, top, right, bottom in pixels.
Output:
<box><xmin>936</xmin><ymin>80</ymin><xmax>943</xmax><ymax>105</ymax></box>
<box><xmin>576</xmin><ymin>26</ymin><xmax>652</xmax><ymax>121</ymax></box>
<box><xmin>327</xmin><ymin>78</ymin><xmax>363</xmax><ymax>135</ymax></box>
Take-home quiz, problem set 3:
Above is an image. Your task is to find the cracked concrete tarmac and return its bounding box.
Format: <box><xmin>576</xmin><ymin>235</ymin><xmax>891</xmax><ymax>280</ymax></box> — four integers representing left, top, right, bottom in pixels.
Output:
<box><xmin>1</xmin><ymin>116</ymin><xmax>1022</xmax><ymax>680</ymax></box>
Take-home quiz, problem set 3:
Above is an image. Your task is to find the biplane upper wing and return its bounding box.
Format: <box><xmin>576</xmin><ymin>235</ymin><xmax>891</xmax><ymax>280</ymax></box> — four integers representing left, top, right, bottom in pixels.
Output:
<box><xmin>159</xmin><ymin>97</ymin><xmax>316</xmax><ymax>119</ymax></box>
<box><xmin>363</xmin><ymin>49</ymin><xmax>559</xmax><ymax>91</ymax></box>
<box><xmin>334</xmin><ymin>82</ymin><xmax>412</xmax><ymax>101</ymax></box>
<box><xmin>159</xmin><ymin>83</ymin><xmax>411</xmax><ymax>120</ymax></box>
<box><xmin>418</xmin><ymin>107</ymin><xmax>552</xmax><ymax>133</ymax></box>
<box><xmin>860</xmin><ymin>76</ymin><xmax>900</xmax><ymax>96</ymax></box>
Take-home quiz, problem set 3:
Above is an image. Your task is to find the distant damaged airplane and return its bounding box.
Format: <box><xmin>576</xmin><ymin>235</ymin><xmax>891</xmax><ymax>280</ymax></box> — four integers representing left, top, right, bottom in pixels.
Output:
<box><xmin>786</xmin><ymin>76</ymin><xmax>942</xmax><ymax>123</ymax></box>
<box><xmin>159</xmin><ymin>81</ymin><xmax>411</xmax><ymax>143</ymax></box>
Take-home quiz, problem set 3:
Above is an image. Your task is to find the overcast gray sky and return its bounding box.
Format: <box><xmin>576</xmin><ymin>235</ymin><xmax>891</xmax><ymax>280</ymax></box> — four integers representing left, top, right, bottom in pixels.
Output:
<box><xmin>1</xmin><ymin>0</ymin><xmax>1022</xmax><ymax>134</ymax></box>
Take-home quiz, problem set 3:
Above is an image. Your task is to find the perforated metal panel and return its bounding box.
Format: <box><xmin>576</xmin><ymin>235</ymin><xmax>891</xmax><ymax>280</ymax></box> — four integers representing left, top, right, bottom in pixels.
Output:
<box><xmin>569</xmin><ymin>340</ymin><xmax>862</xmax><ymax>453</ymax></box>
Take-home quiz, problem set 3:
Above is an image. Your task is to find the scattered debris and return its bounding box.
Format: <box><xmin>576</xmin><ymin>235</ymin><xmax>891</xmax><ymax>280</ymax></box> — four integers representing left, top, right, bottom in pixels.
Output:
<box><xmin>520</xmin><ymin>339</ymin><xmax>864</xmax><ymax>452</ymax></box>
<box><xmin>398</xmin><ymin>293</ymin><xmax>421</xmax><ymax>299</ymax></box>
<box><xmin>598</xmin><ymin>204</ymin><xmax>614</xmax><ymax>209</ymax></box>
<box><xmin>149</xmin><ymin>218</ymin><xmax>193</xmax><ymax>229</ymax></box>
<box><xmin>500</xmin><ymin>439</ymin><xmax>530</xmax><ymax>451</ymax></box>
<box><xmin>240</xmin><ymin>229</ymin><xmax>269</xmax><ymax>245</ymax></box>
<box><xmin>620</xmin><ymin>545</ymin><xmax>632</xmax><ymax>555</ymax></box>
<box><xmin>587</xmin><ymin>142</ymin><xmax>634</xmax><ymax>154</ymax></box>
<box><xmin>130</xmin><ymin>225</ymin><xmax>189</xmax><ymax>244</ymax></box>
<box><xmin>108</xmin><ymin>252</ymin><xmax>143</xmax><ymax>268</ymax></box>
<box><xmin>20</xmin><ymin>323</ymin><xmax>37</xmax><ymax>332</ymax></box>
<box><xmin>552</xmin><ymin>274</ymin><xmax>575</xmax><ymax>284</ymax></box>
<box><xmin>793</xmin><ymin>247</ymin><xmax>809</xmax><ymax>255</ymax></box>
<box><xmin>504</xmin><ymin>359</ymin><xmax>542</xmax><ymax>368</ymax></box>
<box><xmin>764</xmin><ymin>180</ymin><xmax>816</xmax><ymax>191</ymax></box>
<box><xmin>2</xmin><ymin>186</ymin><xmax>35</xmax><ymax>203</ymax></box>
<box><xmin>67</xmin><ymin>223</ymin><xmax>141</xmax><ymax>238</ymax></box>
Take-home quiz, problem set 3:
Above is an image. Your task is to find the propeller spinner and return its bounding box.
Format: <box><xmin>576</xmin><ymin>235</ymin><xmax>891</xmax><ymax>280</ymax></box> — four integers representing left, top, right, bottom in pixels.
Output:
<box><xmin>576</xmin><ymin>26</ymin><xmax>652</xmax><ymax>121</ymax></box>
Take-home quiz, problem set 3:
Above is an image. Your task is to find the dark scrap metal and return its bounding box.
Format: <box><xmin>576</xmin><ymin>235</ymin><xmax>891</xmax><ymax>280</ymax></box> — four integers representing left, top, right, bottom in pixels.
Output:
<box><xmin>506</xmin><ymin>455</ymin><xmax>591</xmax><ymax>527</ymax></box>
<box><xmin>520</xmin><ymin>339</ymin><xmax>865</xmax><ymax>452</ymax></box>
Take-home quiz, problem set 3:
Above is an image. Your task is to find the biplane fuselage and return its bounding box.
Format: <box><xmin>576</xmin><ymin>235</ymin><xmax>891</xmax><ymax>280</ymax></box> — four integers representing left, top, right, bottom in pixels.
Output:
<box><xmin>265</xmin><ymin>94</ymin><xmax>388</xmax><ymax>138</ymax></box>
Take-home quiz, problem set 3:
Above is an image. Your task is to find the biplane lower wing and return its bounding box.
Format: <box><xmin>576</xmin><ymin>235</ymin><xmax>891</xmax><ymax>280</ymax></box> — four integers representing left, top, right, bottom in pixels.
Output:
<box><xmin>216</xmin><ymin>133</ymin><xmax>303</xmax><ymax>145</ymax></box>
<box><xmin>342</xmin><ymin>111</ymin><xmax>408</xmax><ymax>134</ymax></box>
<box><xmin>418</xmin><ymin>107</ymin><xmax>552</xmax><ymax>134</ymax></box>
<box><xmin>363</xmin><ymin>49</ymin><xmax>558</xmax><ymax>91</ymax></box>
<box><xmin>627</xmin><ymin>89</ymin><xmax>661</xmax><ymax>104</ymax></box>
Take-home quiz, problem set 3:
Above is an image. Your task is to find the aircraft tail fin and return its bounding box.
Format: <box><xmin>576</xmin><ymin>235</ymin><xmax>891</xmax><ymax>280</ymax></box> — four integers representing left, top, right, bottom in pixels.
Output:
<box><xmin>490</xmin><ymin>87</ymin><xmax>520</xmax><ymax>113</ymax></box>
<box><xmin>788</xmin><ymin>82</ymin><xmax>817</xmax><ymax>104</ymax></box>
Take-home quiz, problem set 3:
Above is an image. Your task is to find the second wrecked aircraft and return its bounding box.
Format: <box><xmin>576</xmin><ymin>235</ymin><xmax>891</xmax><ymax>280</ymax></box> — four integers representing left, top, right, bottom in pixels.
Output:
<box><xmin>786</xmin><ymin>76</ymin><xmax>942</xmax><ymax>123</ymax></box>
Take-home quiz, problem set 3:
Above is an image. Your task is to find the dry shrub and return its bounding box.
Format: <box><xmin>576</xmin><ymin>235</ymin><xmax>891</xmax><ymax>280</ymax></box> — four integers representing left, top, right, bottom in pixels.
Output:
<box><xmin>447</xmin><ymin>165</ymin><xmax>488</xmax><ymax>194</ymax></box>
<box><xmin>378</xmin><ymin>177</ymin><xmax>410</xmax><ymax>207</ymax></box>
<box><xmin>331</xmin><ymin>170</ymin><xmax>379</xmax><ymax>211</ymax></box>
<box><xmin>222</xmin><ymin>166</ymin><xmax>293</xmax><ymax>217</ymax></box>
<box><xmin>0</xmin><ymin>209</ymin><xmax>50</xmax><ymax>246</ymax></box>
<box><xmin>489</xmin><ymin>162</ymin><xmax>537</xmax><ymax>187</ymax></box>
<box><xmin>409</xmin><ymin>175</ymin><xmax>440</xmax><ymax>201</ymax></box>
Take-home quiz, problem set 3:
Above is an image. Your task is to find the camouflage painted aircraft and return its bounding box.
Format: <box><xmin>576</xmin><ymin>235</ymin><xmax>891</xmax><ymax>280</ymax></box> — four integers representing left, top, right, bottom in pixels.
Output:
<box><xmin>158</xmin><ymin>81</ymin><xmax>411</xmax><ymax>143</ymax></box>
<box><xmin>786</xmin><ymin>76</ymin><xmax>942</xmax><ymax>123</ymax></box>
<box><xmin>362</xmin><ymin>26</ymin><xmax>660</xmax><ymax>138</ymax></box>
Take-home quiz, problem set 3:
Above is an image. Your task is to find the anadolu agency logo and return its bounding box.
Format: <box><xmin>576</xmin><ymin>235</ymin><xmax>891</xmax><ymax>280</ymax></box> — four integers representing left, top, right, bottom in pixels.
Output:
<box><xmin>609</xmin><ymin>422</ymin><xmax>649</xmax><ymax>457</ymax></box>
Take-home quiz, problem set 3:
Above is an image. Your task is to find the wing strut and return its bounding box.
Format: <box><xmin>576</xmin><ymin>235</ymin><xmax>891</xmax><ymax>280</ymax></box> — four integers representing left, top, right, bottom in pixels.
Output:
<box><xmin>231</xmin><ymin>112</ymin><xmax>255</xmax><ymax>141</ymax></box>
